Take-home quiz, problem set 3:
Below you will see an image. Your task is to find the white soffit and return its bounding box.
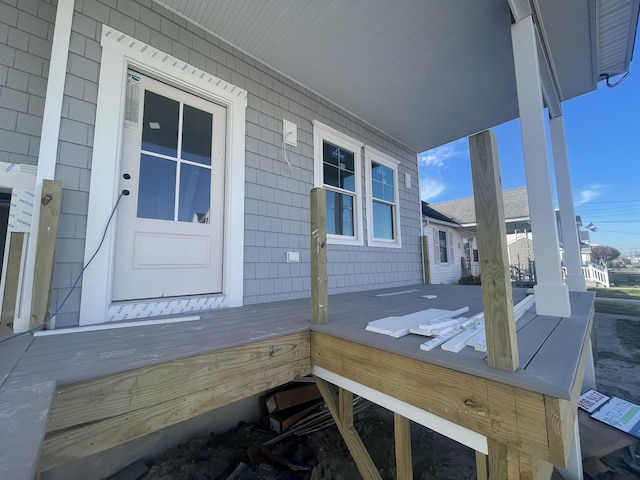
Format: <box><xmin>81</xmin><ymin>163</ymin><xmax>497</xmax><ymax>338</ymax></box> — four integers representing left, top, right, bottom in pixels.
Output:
<box><xmin>154</xmin><ymin>0</ymin><xmax>636</xmax><ymax>151</ymax></box>
<box><xmin>597</xmin><ymin>0</ymin><xmax>640</xmax><ymax>77</ymax></box>
<box><xmin>155</xmin><ymin>0</ymin><xmax>518</xmax><ymax>152</ymax></box>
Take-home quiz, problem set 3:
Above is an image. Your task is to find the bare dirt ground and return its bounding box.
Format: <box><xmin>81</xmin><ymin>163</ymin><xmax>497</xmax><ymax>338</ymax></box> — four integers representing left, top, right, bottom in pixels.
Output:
<box><xmin>133</xmin><ymin>288</ymin><xmax>640</xmax><ymax>480</ymax></box>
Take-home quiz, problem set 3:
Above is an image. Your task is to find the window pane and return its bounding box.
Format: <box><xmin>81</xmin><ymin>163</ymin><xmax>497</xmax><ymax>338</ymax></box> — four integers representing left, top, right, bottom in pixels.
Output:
<box><xmin>371</xmin><ymin>162</ymin><xmax>394</xmax><ymax>202</ymax></box>
<box><xmin>179</xmin><ymin>163</ymin><xmax>211</xmax><ymax>223</ymax></box>
<box><xmin>182</xmin><ymin>105</ymin><xmax>212</xmax><ymax>166</ymax></box>
<box><xmin>439</xmin><ymin>231</ymin><xmax>448</xmax><ymax>262</ymax></box>
<box><xmin>326</xmin><ymin>190</ymin><xmax>353</xmax><ymax>236</ymax></box>
<box><xmin>323</xmin><ymin>141</ymin><xmax>354</xmax><ymax>192</ymax></box>
<box><xmin>141</xmin><ymin>91</ymin><xmax>179</xmax><ymax>157</ymax></box>
<box><xmin>137</xmin><ymin>154</ymin><xmax>176</xmax><ymax>220</ymax></box>
<box><xmin>373</xmin><ymin>201</ymin><xmax>394</xmax><ymax>239</ymax></box>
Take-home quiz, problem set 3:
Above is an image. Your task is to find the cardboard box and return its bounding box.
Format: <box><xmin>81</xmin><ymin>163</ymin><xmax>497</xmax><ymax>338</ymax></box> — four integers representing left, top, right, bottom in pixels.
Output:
<box><xmin>265</xmin><ymin>383</ymin><xmax>321</xmax><ymax>414</ymax></box>
<box><xmin>269</xmin><ymin>399</ymin><xmax>324</xmax><ymax>434</ymax></box>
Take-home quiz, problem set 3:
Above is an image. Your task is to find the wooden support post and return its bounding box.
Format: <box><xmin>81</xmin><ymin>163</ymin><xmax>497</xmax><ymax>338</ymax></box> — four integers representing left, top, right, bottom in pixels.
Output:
<box><xmin>475</xmin><ymin>451</ymin><xmax>488</xmax><ymax>480</ymax></box>
<box><xmin>469</xmin><ymin>131</ymin><xmax>519</xmax><ymax>372</ymax></box>
<box><xmin>315</xmin><ymin>377</ymin><xmax>382</xmax><ymax>480</ymax></box>
<box><xmin>310</xmin><ymin>188</ymin><xmax>328</xmax><ymax>324</ymax></box>
<box><xmin>394</xmin><ymin>413</ymin><xmax>413</xmax><ymax>480</ymax></box>
<box><xmin>421</xmin><ymin>235</ymin><xmax>431</xmax><ymax>284</ymax></box>
<box><xmin>30</xmin><ymin>180</ymin><xmax>62</xmax><ymax>330</ymax></box>
<box><xmin>488</xmin><ymin>438</ymin><xmax>553</xmax><ymax>479</ymax></box>
<box><xmin>1</xmin><ymin>232</ymin><xmax>24</xmax><ymax>338</ymax></box>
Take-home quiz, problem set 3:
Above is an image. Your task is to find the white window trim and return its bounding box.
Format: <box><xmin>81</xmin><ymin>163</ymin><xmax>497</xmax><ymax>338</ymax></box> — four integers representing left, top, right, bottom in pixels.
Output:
<box><xmin>364</xmin><ymin>146</ymin><xmax>402</xmax><ymax>248</ymax></box>
<box><xmin>313</xmin><ymin>120</ymin><xmax>364</xmax><ymax>246</ymax></box>
<box><xmin>79</xmin><ymin>26</ymin><xmax>247</xmax><ymax>325</ymax></box>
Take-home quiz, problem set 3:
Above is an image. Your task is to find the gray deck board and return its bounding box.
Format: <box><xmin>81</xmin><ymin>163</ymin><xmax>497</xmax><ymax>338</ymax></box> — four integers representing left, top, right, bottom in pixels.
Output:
<box><xmin>0</xmin><ymin>334</ymin><xmax>33</xmax><ymax>388</ymax></box>
<box><xmin>524</xmin><ymin>291</ymin><xmax>595</xmax><ymax>396</ymax></box>
<box><xmin>0</xmin><ymin>284</ymin><xmax>595</xmax><ymax>480</ymax></box>
<box><xmin>0</xmin><ymin>381</ymin><xmax>56</xmax><ymax>480</ymax></box>
<box><xmin>311</xmin><ymin>287</ymin><xmax>593</xmax><ymax>399</ymax></box>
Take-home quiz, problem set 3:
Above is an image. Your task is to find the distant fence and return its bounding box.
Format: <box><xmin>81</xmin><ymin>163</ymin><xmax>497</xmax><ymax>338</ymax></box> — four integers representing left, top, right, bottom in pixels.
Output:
<box><xmin>582</xmin><ymin>263</ymin><xmax>610</xmax><ymax>288</ymax></box>
<box><xmin>562</xmin><ymin>263</ymin><xmax>610</xmax><ymax>288</ymax></box>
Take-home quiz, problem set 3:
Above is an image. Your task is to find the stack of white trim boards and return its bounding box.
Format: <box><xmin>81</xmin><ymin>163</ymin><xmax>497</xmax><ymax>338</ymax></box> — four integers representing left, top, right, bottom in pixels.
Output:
<box><xmin>365</xmin><ymin>295</ymin><xmax>536</xmax><ymax>354</ymax></box>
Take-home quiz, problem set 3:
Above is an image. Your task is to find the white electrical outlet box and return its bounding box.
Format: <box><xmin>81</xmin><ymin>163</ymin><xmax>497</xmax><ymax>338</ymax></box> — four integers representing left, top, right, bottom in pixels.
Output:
<box><xmin>286</xmin><ymin>251</ymin><xmax>300</xmax><ymax>263</ymax></box>
<box><xmin>283</xmin><ymin>119</ymin><xmax>297</xmax><ymax>147</ymax></box>
<box><xmin>405</xmin><ymin>172</ymin><xmax>411</xmax><ymax>189</ymax></box>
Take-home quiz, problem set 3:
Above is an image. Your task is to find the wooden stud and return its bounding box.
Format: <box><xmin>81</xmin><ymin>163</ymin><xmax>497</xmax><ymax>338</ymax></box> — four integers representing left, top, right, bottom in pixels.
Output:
<box><xmin>310</xmin><ymin>188</ymin><xmax>328</xmax><ymax>324</ymax></box>
<box><xmin>1</xmin><ymin>232</ymin><xmax>24</xmax><ymax>338</ymax></box>
<box><xmin>339</xmin><ymin>387</ymin><xmax>354</xmax><ymax>427</ymax></box>
<box><xmin>475</xmin><ymin>451</ymin><xmax>488</xmax><ymax>480</ymax></box>
<box><xmin>30</xmin><ymin>180</ymin><xmax>62</xmax><ymax>330</ymax></box>
<box><xmin>394</xmin><ymin>412</ymin><xmax>413</xmax><ymax>480</ymax></box>
<box><xmin>488</xmin><ymin>438</ymin><xmax>509</xmax><ymax>479</ymax></box>
<box><xmin>315</xmin><ymin>377</ymin><xmax>382</xmax><ymax>480</ymax></box>
<box><xmin>421</xmin><ymin>235</ymin><xmax>431</xmax><ymax>283</ymax></box>
<box><xmin>469</xmin><ymin>131</ymin><xmax>519</xmax><ymax>372</ymax></box>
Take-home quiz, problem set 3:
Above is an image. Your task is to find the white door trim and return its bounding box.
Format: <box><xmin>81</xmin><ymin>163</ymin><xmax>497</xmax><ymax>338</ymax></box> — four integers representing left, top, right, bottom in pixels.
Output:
<box><xmin>80</xmin><ymin>26</ymin><xmax>247</xmax><ymax>326</ymax></box>
<box><xmin>0</xmin><ymin>163</ymin><xmax>37</xmax><ymax>332</ymax></box>
<box><xmin>15</xmin><ymin>0</ymin><xmax>75</xmax><ymax>333</ymax></box>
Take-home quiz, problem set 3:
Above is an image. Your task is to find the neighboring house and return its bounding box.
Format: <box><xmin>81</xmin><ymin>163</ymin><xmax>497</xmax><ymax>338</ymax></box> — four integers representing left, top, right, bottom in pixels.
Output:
<box><xmin>431</xmin><ymin>187</ymin><xmax>533</xmax><ymax>271</ymax></box>
<box><xmin>422</xmin><ymin>202</ymin><xmax>479</xmax><ymax>284</ymax></box>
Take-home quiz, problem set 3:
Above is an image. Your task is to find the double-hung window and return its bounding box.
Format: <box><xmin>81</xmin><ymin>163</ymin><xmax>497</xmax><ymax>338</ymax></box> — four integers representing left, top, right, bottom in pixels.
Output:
<box><xmin>313</xmin><ymin>121</ymin><xmax>364</xmax><ymax>245</ymax></box>
<box><xmin>365</xmin><ymin>146</ymin><xmax>401</xmax><ymax>247</ymax></box>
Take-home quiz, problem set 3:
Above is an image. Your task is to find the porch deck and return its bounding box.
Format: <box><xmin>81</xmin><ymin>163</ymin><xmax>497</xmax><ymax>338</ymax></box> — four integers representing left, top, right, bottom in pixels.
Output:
<box><xmin>0</xmin><ymin>284</ymin><xmax>594</xmax><ymax>479</ymax></box>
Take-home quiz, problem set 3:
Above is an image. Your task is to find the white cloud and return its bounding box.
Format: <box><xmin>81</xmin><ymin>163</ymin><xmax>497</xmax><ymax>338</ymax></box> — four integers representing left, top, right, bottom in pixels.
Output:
<box><xmin>575</xmin><ymin>184</ymin><xmax>605</xmax><ymax>206</ymax></box>
<box><xmin>420</xmin><ymin>177</ymin><xmax>446</xmax><ymax>202</ymax></box>
<box><xmin>418</xmin><ymin>139</ymin><xmax>468</xmax><ymax>168</ymax></box>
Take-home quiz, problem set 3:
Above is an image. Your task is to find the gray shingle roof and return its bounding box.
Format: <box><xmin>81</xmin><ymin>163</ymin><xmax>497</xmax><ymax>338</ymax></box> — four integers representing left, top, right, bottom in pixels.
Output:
<box><xmin>421</xmin><ymin>202</ymin><xmax>458</xmax><ymax>225</ymax></box>
<box><xmin>429</xmin><ymin>186</ymin><xmax>530</xmax><ymax>226</ymax></box>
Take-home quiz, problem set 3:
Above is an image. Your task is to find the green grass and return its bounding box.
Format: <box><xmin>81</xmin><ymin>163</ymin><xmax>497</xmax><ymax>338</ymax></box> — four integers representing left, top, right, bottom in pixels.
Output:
<box><xmin>589</xmin><ymin>286</ymin><xmax>640</xmax><ymax>300</ymax></box>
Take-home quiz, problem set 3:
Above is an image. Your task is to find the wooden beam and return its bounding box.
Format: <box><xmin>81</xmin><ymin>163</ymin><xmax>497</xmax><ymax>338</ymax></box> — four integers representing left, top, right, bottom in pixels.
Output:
<box><xmin>40</xmin><ymin>333</ymin><xmax>310</xmax><ymax>471</ymax></box>
<box><xmin>315</xmin><ymin>377</ymin><xmax>382</xmax><ymax>480</ymax></box>
<box><xmin>30</xmin><ymin>180</ymin><xmax>62</xmax><ymax>330</ymax></box>
<box><xmin>394</xmin><ymin>412</ymin><xmax>413</xmax><ymax>480</ymax></box>
<box><xmin>1</xmin><ymin>232</ymin><xmax>23</xmax><ymax>338</ymax></box>
<box><xmin>475</xmin><ymin>451</ymin><xmax>488</xmax><ymax>480</ymax></box>
<box><xmin>311</xmin><ymin>332</ymin><xmax>556</xmax><ymax>463</ymax></box>
<box><xmin>469</xmin><ymin>131</ymin><xmax>519</xmax><ymax>372</ymax></box>
<box><xmin>310</xmin><ymin>188</ymin><xmax>328</xmax><ymax>324</ymax></box>
<box><xmin>421</xmin><ymin>235</ymin><xmax>431</xmax><ymax>283</ymax></box>
<box><xmin>339</xmin><ymin>386</ymin><xmax>354</xmax><ymax>427</ymax></box>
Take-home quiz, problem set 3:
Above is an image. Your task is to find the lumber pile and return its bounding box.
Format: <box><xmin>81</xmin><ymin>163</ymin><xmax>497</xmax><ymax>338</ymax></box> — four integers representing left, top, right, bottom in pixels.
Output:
<box><xmin>365</xmin><ymin>295</ymin><xmax>536</xmax><ymax>354</ymax></box>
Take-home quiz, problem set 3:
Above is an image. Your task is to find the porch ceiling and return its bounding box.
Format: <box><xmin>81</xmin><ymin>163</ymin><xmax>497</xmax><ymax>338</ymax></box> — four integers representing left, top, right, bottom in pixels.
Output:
<box><xmin>154</xmin><ymin>0</ymin><xmax>638</xmax><ymax>152</ymax></box>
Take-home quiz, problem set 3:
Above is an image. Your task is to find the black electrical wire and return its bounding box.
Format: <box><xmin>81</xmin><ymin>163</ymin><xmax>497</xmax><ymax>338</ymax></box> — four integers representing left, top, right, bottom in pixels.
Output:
<box><xmin>0</xmin><ymin>191</ymin><xmax>127</xmax><ymax>345</ymax></box>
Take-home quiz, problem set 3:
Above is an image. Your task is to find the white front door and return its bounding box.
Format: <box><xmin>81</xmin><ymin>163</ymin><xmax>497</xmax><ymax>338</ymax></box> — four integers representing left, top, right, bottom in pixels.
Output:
<box><xmin>112</xmin><ymin>72</ymin><xmax>226</xmax><ymax>302</ymax></box>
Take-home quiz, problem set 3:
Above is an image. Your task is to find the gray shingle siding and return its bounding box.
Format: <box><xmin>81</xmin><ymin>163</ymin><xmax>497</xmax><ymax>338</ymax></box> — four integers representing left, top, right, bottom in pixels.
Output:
<box><xmin>0</xmin><ymin>0</ymin><xmax>54</xmax><ymax>166</ymax></box>
<box><xmin>11</xmin><ymin>0</ymin><xmax>423</xmax><ymax>327</ymax></box>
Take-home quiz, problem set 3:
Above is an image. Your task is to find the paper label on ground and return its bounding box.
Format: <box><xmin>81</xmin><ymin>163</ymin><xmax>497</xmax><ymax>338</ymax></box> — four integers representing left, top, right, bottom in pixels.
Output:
<box><xmin>591</xmin><ymin>397</ymin><xmax>640</xmax><ymax>438</ymax></box>
<box><xmin>579</xmin><ymin>389</ymin><xmax>610</xmax><ymax>413</ymax></box>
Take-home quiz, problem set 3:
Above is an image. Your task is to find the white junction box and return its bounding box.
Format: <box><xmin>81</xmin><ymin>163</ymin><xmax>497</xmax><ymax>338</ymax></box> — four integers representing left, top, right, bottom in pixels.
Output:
<box><xmin>283</xmin><ymin>119</ymin><xmax>297</xmax><ymax>146</ymax></box>
<box><xmin>286</xmin><ymin>251</ymin><xmax>300</xmax><ymax>263</ymax></box>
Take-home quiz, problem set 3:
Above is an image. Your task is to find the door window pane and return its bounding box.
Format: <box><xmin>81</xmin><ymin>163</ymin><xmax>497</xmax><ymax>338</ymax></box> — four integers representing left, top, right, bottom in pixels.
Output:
<box><xmin>137</xmin><ymin>155</ymin><xmax>176</xmax><ymax>220</ymax></box>
<box><xmin>323</xmin><ymin>141</ymin><xmax>355</xmax><ymax>191</ymax></box>
<box><xmin>141</xmin><ymin>91</ymin><xmax>179</xmax><ymax>157</ymax></box>
<box><xmin>179</xmin><ymin>163</ymin><xmax>211</xmax><ymax>223</ymax></box>
<box><xmin>326</xmin><ymin>190</ymin><xmax>353</xmax><ymax>236</ymax></box>
<box><xmin>182</xmin><ymin>105</ymin><xmax>213</xmax><ymax>166</ymax></box>
<box><xmin>373</xmin><ymin>201</ymin><xmax>394</xmax><ymax>239</ymax></box>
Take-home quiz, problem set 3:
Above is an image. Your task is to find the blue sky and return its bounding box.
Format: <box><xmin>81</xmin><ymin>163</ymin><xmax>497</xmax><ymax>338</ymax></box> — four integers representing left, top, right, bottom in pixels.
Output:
<box><xmin>419</xmin><ymin>34</ymin><xmax>640</xmax><ymax>257</ymax></box>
